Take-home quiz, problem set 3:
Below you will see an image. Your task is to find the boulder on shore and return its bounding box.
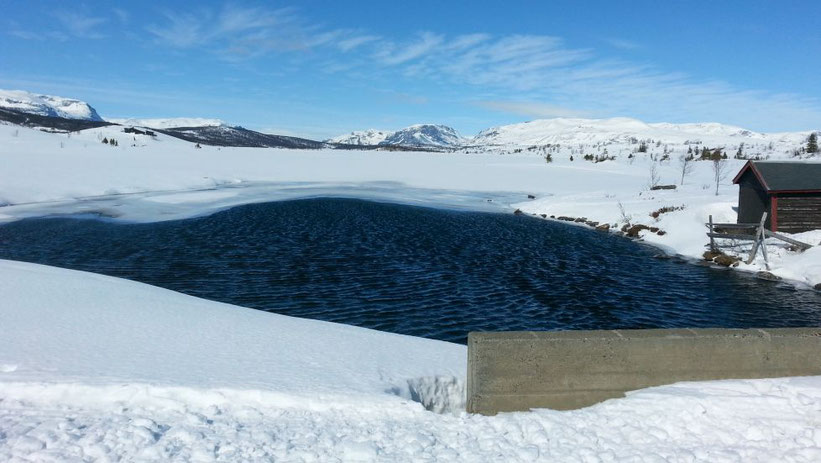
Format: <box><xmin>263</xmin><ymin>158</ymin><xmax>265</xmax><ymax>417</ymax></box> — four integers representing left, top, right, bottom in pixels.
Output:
<box><xmin>713</xmin><ymin>254</ymin><xmax>740</xmax><ymax>267</ymax></box>
<box><xmin>626</xmin><ymin>224</ymin><xmax>651</xmax><ymax>238</ymax></box>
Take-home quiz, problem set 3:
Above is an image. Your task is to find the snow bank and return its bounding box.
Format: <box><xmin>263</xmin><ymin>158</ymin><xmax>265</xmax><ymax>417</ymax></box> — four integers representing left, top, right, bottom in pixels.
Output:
<box><xmin>0</xmin><ymin>259</ymin><xmax>464</xmax><ymax>398</ymax></box>
<box><xmin>2</xmin><ymin>259</ymin><xmax>821</xmax><ymax>461</ymax></box>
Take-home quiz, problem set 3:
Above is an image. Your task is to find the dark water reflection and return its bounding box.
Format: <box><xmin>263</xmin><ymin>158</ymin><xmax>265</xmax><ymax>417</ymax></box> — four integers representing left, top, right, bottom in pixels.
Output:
<box><xmin>1</xmin><ymin>198</ymin><xmax>819</xmax><ymax>343</ymax></box>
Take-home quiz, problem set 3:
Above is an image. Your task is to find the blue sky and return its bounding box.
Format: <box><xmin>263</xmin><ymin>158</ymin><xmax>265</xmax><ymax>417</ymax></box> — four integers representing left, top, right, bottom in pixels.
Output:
<box><xmin>1</xmin><ymin>0</ymin><xmax>820</xmax><ymax>139</ymax></box>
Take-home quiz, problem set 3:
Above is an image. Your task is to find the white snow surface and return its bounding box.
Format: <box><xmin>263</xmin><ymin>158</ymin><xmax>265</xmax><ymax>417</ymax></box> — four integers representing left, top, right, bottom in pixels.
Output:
<box><xmin>3</xmin><ymin>259</ymin><xmax>821</xmax><ymax>462</ymax></box>
<box><xmin>0</xmin><ymin>89</ymin><xmax>103</xmax><ymax>121</ymax></box>
<box><xmin>107</xmin><ymin>117</ymin><xmax>227</xmax><ymax>129</ymax></box>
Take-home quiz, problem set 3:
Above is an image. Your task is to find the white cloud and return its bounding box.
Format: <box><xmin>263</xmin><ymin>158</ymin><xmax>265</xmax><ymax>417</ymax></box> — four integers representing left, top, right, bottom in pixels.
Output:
<box><xmin>54</xmin><ymin>11</ymin><xmax>107</xmax><ymax>39</ymax></box>
<box><xmin>337</xmin><ymin>35</ymin><xmax>381</xmax><ymax>52</ymax></box>
<box><xmin>113</xmin><ymin>8</ymin><xmax>130</xmax><ymax>24</ymax></box>
<box><xmin>146</xmin><ymin>12</ymin><xmax>209</xmax><ymax>48</ymax></box>
<box><xmin>375</xmin><ymin>32</ymin><xmax>444</xmax><ymax>65</ymax></box>
<box><xmin>146</xmin><ymin>4</ymin><xmax>387</xmax><ymax>63</ymax></box>
<box><xmin>475</xmin><ymin>101</ymin><xmax>593</xmax><ymax>119</ymax></box>
<box><xmin>112</xmin><ymin>2</ymin><xmax>821</xmax><ymax>131</ymax></box>
<box><xmin>605</xmin><ymin>38</ymin><xmax>642</xmax><ymax>50</ymax></box>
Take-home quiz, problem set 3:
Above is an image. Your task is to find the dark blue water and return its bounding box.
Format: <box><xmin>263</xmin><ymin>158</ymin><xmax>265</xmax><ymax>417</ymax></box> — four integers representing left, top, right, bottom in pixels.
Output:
<box><xmin>1</xmin><ymin>198</ymin><xmax>819</xmax><ymax>343</ymax></box>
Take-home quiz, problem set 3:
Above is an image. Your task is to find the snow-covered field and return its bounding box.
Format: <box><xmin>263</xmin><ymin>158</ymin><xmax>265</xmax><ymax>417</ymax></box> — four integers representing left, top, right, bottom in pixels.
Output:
<box><xmin>2</xmin><ymin>120</ymin><xmax>821</xmax><ymax>460</ymax></box>
<box><xmin>3</xmin><ymin>260</ymin><xmax>821</xmax><ymax>461</ymax></box>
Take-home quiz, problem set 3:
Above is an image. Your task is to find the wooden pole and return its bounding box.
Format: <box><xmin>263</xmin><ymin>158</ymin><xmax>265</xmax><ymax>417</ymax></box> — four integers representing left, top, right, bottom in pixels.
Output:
<box><xmin>708</xmin><ymin>215</ymin><xmax>715</xmax><ymax>252</ymax></box>
<box><xmin>759</xmin><ymin>223</ymin><xmax>770</xmax><ymax>270</ymax></box>
<box><xmin>763</xmin><ymin>229</ymin><xmax>813</xmax><ymax>250</ymax></box>
<box><xmin>746</xmin><ymin>212</ymin><xmax>768</xmax><ymax>265</ymax></box>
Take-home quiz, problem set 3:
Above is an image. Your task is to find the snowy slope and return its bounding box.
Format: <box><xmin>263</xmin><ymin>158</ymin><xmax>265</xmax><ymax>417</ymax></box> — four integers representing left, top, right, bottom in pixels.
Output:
<box><xmin>0</xmin><ymin>259</ymin><xmax>464</xmax><ymax>397</ymax></box>
<box><xmin>3</xmin><ymin>260</ymin><xmax>821</xmax><ymax>461</ymax></box>
<box><xmin>0</xmin><ymin>89</ymin><xmax>103</xmax><ymax>121</ymax></box>
<box><xmin>472</xmin><ymin>117</ymin><xmax>813</xmax><ymax>147</ymax></box>
<box><xmin>327</xmin><ymin>129</ymin><xmax>391</xmax><ymax>145</ymax></box>
<box><xmin>108</xmin><ymin>117</ymin><xmax>226</xmax><ymax>129</ymax></box>
<box><xmin>381</xmin><ymin>124</ymin><xmax>464</xmax><ymax>148</ymax></box>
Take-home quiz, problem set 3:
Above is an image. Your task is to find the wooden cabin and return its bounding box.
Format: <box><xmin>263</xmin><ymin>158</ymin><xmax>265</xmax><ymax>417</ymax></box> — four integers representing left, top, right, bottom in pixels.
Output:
<box><xmin>732</xmin><ymin>161</ymin><xmax>821</xmax><ymax>233</ymax></box>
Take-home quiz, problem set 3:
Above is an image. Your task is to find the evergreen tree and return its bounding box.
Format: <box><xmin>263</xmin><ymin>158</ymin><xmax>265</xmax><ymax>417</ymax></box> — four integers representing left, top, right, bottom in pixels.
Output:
<box><xmin>808</xmin><ymin>132</ymin><xmax>818</xmax><ymax>154</ymax></box>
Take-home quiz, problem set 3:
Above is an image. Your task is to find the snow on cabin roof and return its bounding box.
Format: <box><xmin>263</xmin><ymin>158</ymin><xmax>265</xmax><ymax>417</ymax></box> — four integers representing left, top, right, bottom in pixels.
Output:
<box><xmin>733</xmin><ymin>161</ymin><xmax>821</xmax><ymax>192</ymax></box>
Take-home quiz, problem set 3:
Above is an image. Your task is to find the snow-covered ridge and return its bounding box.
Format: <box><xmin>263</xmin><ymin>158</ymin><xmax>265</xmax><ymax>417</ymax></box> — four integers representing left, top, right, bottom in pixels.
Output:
<box><xmin>0</xmin><ymin>89</ymin><xmax>103</xmax><ymax>121</ymax></box>
<box><xmin>329</xmin><ymin>124</ymin><xmax>464</xmax><ymax>148</ymax></box>
<box><xmin>383</xmin><ymin>124</ymin><xmax>464</xmax><ymax>148</ymax></box>
<box><xmin>327</xmin><ymin>129</ymin><xmax>391</xmax><ymax>145</ymax></box>
<box><xmin>108</xmin><ymin>117</ymin><xmax>227</xmax><ymax>129</ymax></box>
<box><xmin>472</xmin><ymin>117</ymin><xmax>814</xmax><ymax>146</ymax></box>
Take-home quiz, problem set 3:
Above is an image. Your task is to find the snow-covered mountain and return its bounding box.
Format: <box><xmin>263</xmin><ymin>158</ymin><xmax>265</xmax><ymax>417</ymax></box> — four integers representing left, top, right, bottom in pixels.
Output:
<box><xmin>328</xmin><ymin>129</ymin><xmax>391</xmax><ymax>145</ymax></box>
<box><xmin>471</xmin><ymin>117</ymin><xmax>810</xmax><ymax>147</ymax></box>
<box><xmin>155</xmin><ymin>125</ymin><xmax>325</xmax><ymax>149</ymax></box>
<box><xmin>108</xmin><ymin>118</ymin><xmax>226</xmax><ymax>129</ymax></box>
<box><xmin>329</xmin><ymin>124</ymin><xmax>464</xmax><ymax>148</ymax></box>
<box><xmin>0</xmin><ymin>89</ymin><xmax>103</xmax><ymax>121</ymax></box>
<box><xmin>382</xmin><ymin>124</ymin><xmax>464</xmax><ymax>148</ymax></box>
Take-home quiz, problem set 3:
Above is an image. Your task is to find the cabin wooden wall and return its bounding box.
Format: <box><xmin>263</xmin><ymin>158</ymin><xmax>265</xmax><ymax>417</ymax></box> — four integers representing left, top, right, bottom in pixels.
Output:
<box><xmin>736</xmin><ymin>171</ymin><xmax>770</xmax><ymax>227</ymax></box>
<box><xmin>775</xmin><ymin>193</ymin><xmax>821</xmax><ymax>233</ymax></box>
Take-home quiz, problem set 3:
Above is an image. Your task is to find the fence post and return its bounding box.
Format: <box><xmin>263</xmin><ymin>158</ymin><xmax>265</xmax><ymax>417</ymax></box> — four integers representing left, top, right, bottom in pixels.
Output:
<box><xmin>746</xmin><ymin>212</ymin><xmax>768</xmax><ymax>265</ymax></box>
<box><xmin>708</xmin><ymin>215</ymin><xmax>715</xmax><ymax>252</ymax></box>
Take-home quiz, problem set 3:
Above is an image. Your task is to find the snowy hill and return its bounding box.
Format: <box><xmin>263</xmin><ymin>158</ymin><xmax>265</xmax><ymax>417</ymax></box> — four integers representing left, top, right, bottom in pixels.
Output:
<box><xmin>108</xmin><ymin>117</ymin><xmax>226</xmax><ymax>129</ymax></box>
<box><xmin>0</xmin><ymin>89</ymin><xmax>103</xmax><ymax>121</ymax></box>
<box><xmin>328</xmin><ymin>129</ymin><xmax>391</xmax><ymax>145</ymax></box>
<box><xmin>471</xmin><ymin>117</ymin><xmax>812</xmax><ymax>147</ymax></box>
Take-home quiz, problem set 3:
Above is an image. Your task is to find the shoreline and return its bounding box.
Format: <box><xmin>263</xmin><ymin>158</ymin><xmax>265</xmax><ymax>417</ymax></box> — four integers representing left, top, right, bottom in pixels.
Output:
<box><xmin>528</xmin><ymin>210</ymin><xmax>821</xmax><ymax>291</ymax></box>
<box><xmin>3</xmin><ymin>189</ymin><xmax>819</xmax><ymax>293</ymax></box>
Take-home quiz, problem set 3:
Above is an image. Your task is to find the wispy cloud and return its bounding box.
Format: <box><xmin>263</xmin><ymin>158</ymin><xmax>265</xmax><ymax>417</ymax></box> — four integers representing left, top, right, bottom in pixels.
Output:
<box><xmin>113</xmin><ymin>8</ymin><xmax>130</xmax><ymax>24</ymax></box>
<box><xmin>146</xmin><ymin>12</ymin><xmax>208</xmax><ymax>48</ymax></box>
<box><xmin>351</xmin><ymin>30</ymin><xmax>821</xmax><ymax>130</ymax></box>
<box><xmin>146</xmin><ymin>4</ymin><xmax>378</xmax><ymax>61</ymax></box>
<box><xmin>54</xmin><ymin>11</ymin><xmax>107</xmax><ymax>39</ymax></box>
<box><xmin>375</xmin><ymin>32</ymin><xmax>445</xmax><ymax>65</ymax></box>
<box><xmin>6</xmin><ymin>19</ymin><xmax>68</xmax><ymax>42</ymax></box>
<box><xmin>475</xmin><ymin>101</ymin><xmax>592</xmax><ymax>119</ymax></box>
<box><xmin>605</xmin><ymin>38</ymin><xmax>642</xmax><ymax>50</ymax></box>
<box><xmin>35</xmin><ymin>1</ymin><xmax>818</xmax><ymax>131</ymax></box>
<box><xmin>337</xmin><ymin>35</ymin><xmax>381</xmax><ymax>52</ymax></box>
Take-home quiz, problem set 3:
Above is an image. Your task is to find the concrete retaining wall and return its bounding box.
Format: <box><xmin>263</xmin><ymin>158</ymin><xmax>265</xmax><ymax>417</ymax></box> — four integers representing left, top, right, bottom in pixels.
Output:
<box><xmin>467</xmin><ymin>328</ymin><xmax>821</xmax><ymax>415</ymax></box>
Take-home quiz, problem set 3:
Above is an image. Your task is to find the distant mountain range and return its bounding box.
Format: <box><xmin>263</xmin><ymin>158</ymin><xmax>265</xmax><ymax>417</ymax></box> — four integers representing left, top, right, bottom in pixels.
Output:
<box><xmin>107</xmin><ymin>118</ymin><xmax>227</xmax><ymax>129</ymax></box>
<box><xmin>329</xmin><ymin>125</ymin><xmax>465</xmax><ymax>148</ymax></box>
<box><xmin>0</xmin><ymin>89</ymin><xmax>103</xmax><ymax>121</ymax></box>
<box><xmin>327</xmin><ymin>129</ymin><xmax>391</xmax><ymax>146</ymax></box>
<box><xmin>1</xmin><ymin>89</ymin><xmax>816</xmax><ymax>152</ymax></box>
<box><xmin>470</xmin><ymin>117</ymin><xmax>810</xmax><ymax>147</ymax></box>
<box><xmin>153</xmin><ymin>125</ymin><xmax>324</xmax><ymax>150</ymax></box>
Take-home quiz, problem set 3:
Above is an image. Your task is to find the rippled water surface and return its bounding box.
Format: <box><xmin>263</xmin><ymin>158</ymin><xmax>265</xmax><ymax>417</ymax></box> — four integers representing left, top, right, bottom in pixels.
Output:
<box><xmin>1</xmin><ymin>198</ymin><xmax>820</xmax><ymax>343</ymax></box>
